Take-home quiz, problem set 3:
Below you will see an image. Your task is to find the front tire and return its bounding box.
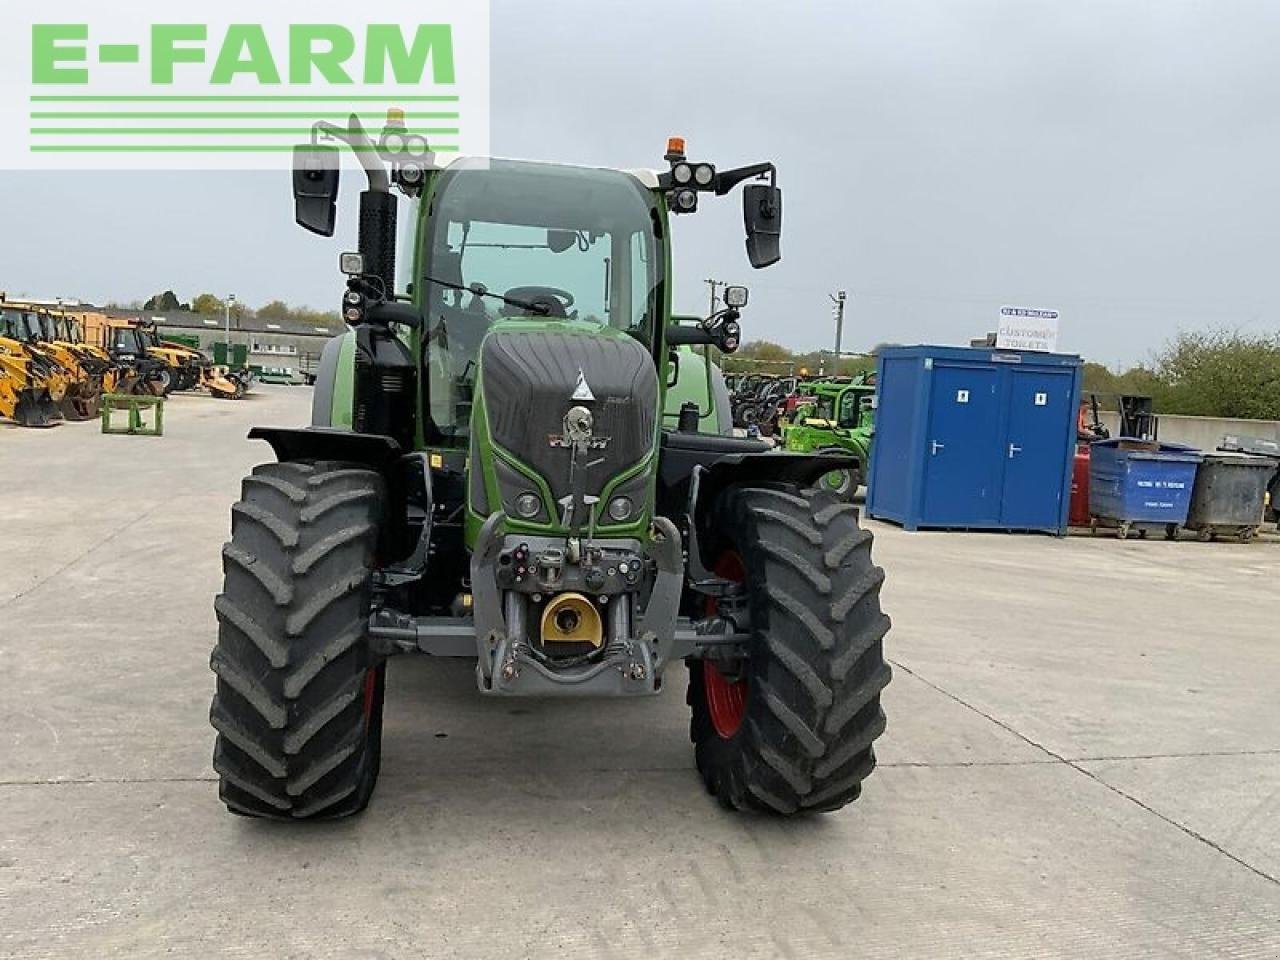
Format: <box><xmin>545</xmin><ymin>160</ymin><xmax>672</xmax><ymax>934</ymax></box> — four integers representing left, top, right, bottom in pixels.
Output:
<box><xmin>688</xmin><ymin>486</ymin><xmax>892</xmax><ymax>815</ymax></box>
<box><xmin>209</xmin><ymin>461</ymin><xmax>387</xmax><ymax>820</ymax></box>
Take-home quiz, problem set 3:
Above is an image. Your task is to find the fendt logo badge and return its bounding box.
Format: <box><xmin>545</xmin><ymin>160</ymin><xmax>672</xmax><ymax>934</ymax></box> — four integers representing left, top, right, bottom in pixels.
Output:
<box><xmin>0</xmin><ymin>1</ymin><xmax>490</xmax><ymax>170</ymax></box>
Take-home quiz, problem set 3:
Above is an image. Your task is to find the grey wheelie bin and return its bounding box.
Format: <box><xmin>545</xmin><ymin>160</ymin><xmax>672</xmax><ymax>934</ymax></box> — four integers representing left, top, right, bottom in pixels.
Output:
<box><xmin>1185</xmin><ymin>452</ymin><xmax>1274</xmax><ymax>542</ymax></box>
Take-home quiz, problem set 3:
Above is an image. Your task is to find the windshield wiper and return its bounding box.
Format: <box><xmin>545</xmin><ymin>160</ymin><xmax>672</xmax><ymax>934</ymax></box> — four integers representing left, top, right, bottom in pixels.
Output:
<box><xmin>424</xmin><ymin>276</ymin><xmax>550</xmax><ymax>316</ymax></box>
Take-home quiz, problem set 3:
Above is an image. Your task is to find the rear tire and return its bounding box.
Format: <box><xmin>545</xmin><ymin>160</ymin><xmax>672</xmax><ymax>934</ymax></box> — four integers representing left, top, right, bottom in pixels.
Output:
<box><xmin>209</xmin><ymin>461</ymin><xmax>387</xmax><ymax>820</ymax></box>
<box><xmin>688</xmin><ymin>486</ymin><xmax>892</xmax><ymax>815</ymax></box>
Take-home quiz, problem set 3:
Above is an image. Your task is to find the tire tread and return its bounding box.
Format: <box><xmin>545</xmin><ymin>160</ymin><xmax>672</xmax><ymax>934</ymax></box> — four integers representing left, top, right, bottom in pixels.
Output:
<box><xmin>208</xmin><ymin>461</ymin><xmax>385</xmax><ymax>820</ymax></box>
<box><xmin>689</xmin><ymin>485</ymin><xmax>891</xmax><ymax>815</ymax></box>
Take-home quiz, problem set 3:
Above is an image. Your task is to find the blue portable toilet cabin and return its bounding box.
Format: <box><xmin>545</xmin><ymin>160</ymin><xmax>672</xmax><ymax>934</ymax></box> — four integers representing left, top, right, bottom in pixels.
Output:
<box><xmin>867</xmin><ymin>345</ymin><xmax>1083</xmax><ymax>534</ymax></box>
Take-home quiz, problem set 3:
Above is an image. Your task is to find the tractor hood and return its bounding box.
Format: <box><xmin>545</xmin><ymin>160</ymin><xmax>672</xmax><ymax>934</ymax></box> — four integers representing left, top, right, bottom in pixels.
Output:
<box><xmin>469</xmin><ymin>322</ymin><xmax>659</xmax><ymax>536</ymax></box>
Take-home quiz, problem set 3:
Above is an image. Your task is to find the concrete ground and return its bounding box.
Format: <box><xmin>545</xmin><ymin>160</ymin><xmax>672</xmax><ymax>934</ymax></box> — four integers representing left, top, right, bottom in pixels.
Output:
<box><xmin>2</xmin><ymin>386</ymin><xmax>1278</xmax><ymax>959</ymax></box>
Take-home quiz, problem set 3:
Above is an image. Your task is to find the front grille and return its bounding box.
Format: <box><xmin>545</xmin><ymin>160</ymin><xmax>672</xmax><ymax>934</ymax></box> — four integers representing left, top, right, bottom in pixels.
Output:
<box><xmin>479</xmin><ymin>330</ymin><xmax>658</xmax><ymax>504</ymax></box>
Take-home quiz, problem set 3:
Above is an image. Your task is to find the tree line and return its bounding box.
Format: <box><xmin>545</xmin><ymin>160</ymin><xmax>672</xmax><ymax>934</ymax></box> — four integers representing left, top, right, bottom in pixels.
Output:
<box><xmin>730</xmin><ymin>330</ymin><xmax>1280</xmax><ymax>420</ymax></box>
<box><xmin>106</xmin><ymin>290</ymin><xmax>341</xmax><ymax>329</ymax></box>
<box><xmin>103</xmin><ymin>294</ymin><xmax>1280</xmax><ymax>420</ymax></box>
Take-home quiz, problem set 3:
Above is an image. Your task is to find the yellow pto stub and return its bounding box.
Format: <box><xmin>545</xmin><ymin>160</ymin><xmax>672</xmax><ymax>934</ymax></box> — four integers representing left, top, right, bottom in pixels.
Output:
<box><xmin>540</xmin><ymin>593</ymin><xmax>604</xmax><ymax>648</ymax></box>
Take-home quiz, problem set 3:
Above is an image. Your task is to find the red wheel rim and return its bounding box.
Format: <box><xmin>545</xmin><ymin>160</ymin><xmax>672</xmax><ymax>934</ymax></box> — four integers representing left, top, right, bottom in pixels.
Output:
<box><xmin>361</xmin><ymin>669</ymin><xmax>378</xmax><ymax>722</ymax></box>
<box><xmin>703</xmin><ymin>552</ymin><xmax>747</xmax><ymax>739</ymax></box>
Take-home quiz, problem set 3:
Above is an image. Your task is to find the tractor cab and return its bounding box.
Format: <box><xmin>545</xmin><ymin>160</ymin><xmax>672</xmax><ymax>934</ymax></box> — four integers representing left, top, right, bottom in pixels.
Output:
<box><xmin>107</xmin><ymin>325</ymin><xmax>148</xmax><ymax>360</ymax></box>
<box><xmin>411</xmin><ymin>158</ymin><xmax>667</xmax><ymax>450</ymax></box>
<box><xmin>840</xmin><ymin>384</ymin><xmax>876</xmax><ymax>430</ymax></box>
<box><xmin>1</xmin><ymin>308</ymin><xmax>42</xmax><ymax>344</ymax></box>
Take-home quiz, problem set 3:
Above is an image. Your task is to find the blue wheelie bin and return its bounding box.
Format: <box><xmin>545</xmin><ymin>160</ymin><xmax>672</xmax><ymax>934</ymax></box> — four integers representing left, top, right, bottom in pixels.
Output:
<box><xmin>1088</xmin><ymin>439</ymin><xmax>1202</xmax><ymax>540</ymax></box>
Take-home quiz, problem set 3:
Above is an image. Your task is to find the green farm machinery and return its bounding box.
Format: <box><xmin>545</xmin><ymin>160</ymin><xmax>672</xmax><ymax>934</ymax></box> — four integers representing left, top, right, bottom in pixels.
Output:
<box><xmin>781</xmin><ymin>379</ymin><xmax>877</xmax><ymax>500</ymax></box>
<box><xmin>207</xmin><ymin>122</ymin><xmax>891</xmax><ymax>820</ymax></box>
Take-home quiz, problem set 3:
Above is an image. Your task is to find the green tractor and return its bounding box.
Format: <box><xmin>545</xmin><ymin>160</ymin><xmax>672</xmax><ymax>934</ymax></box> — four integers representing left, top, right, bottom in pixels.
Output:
<box><xmin>781</xmin><ymin>379</ymin><xmax>877</xmax><ymax>501</ymax></box>
<box><xmin>208</xmin><ymin>120</ymin><xmax>892</xmax><ymax>820</ymax></box>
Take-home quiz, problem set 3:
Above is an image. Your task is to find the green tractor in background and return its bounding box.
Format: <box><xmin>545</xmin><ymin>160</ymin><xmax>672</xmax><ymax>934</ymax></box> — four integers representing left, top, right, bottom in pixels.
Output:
<box><xmin>208</xmin><ymin>120</ymin><xmax>891</xmax><ymax>821</ymax></box>
<box><xmin>781</xmin><ymin>379</ymin><xmax>877</xmax><ymax>501</ymax></box>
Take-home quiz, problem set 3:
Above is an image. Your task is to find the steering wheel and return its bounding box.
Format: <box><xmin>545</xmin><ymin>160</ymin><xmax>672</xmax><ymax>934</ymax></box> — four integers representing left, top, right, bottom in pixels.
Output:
<box><xmin>504</xmin><ymin>286</ymin><xmax>575</xmax><ymax>319</ymax></box>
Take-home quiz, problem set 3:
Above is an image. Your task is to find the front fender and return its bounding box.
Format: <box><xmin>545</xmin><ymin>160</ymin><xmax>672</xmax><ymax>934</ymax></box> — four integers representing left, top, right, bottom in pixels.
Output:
<box><xmin>690</xmin><ymin>450</ymin><xmax>858</xmax><ymax>528</ymax></box>
<box><xmin>656</xmin><ymin>430</ymin><xmax>857</xmax><ymax>564</ymax></box>
<box><xmin>310</xmin><ymin>331</ymin><xmax>355</xmax><ymax>429</ymax></box>
<box><xmin>248</xmin><ymin>426</ymin><xmax>402</xmax><ymax>471</ymax></box>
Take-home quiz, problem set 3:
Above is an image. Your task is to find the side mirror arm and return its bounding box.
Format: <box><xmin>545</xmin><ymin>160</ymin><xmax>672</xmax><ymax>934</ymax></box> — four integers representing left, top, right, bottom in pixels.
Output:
<box><xmin>312</xmin><ymin>116</ymin><xmax>390</xmax><ymax>194</ymax></box>
<box><xmin>714</xmin><ymin>162</ymin><xmax>775</xmax><ymax>197</ymax></box>
<box><xmin>665</xmin><ymin>307</ymin><xmax>742</xmax><ymax>353</ymax></box>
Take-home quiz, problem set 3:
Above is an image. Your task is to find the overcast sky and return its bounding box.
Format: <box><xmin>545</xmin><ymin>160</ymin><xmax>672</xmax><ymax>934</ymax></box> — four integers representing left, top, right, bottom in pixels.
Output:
<box><xmin>2</xmin><ymin>0</ymin><xmax>1277</xmax><ymax>366</ymax></box>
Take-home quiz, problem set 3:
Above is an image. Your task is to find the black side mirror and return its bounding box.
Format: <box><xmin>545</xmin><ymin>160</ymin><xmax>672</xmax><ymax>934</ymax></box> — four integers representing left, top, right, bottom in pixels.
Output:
<box><xmin>743</xmin><ymin>184</ymin><xmax>782</xmax><ymax>269</ymax></box>
<box><xmin>293</xmin><ymin>144</ymin><xmax>341</xmax><ymax>237</ymax></box>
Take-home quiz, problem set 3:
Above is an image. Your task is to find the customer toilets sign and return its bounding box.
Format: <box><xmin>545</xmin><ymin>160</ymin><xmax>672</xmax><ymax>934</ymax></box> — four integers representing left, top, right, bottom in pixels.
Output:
<box><xmin>996</xmin><ymin>306</ymin><xmax>1060</xmax><ymax>353</ymax></box>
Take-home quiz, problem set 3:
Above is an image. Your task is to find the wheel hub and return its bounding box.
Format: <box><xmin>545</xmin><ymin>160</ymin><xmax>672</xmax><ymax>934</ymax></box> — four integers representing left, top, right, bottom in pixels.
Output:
<box><xmin>704</xmin><ymin>552</ymin><xmax>748</xmax><ymax>739</ymax></box>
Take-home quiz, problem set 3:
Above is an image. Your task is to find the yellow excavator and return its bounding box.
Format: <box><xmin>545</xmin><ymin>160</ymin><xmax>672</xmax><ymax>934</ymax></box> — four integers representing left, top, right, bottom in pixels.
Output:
<box><xmin>29</xmin><ymin>308</ymin><xmax>118</xmax><ymax>419</ymax></box>
<box><xmin>0</xmin><ymin>307</ymin><xmax>62</xmax><ymax>427</ymax></box>
<box><xmin>82</xmin><ymin>314</ymin><xmax>171</xmax><ymax>397</ymax></box>
<box><xmin>0</xmin><ymin>303</ymin><xmax>110</xmax><ymax>420</ymax></box>
<box><xmin>130</xmin><ymin>319</ymin><xmax>248</xmax><ymax>400</ymax></box>
<box><xmin>50</xmin><ymin>308</ymin><xmax>160</xmax><ymax>397</ymax></box>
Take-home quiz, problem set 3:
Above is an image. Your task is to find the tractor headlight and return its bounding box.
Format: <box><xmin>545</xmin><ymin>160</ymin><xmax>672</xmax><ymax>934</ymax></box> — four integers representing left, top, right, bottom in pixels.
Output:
<box><xmin>514</xmin><ymin>492</ymin><xmax>542</xmax><ymax>519</ymax></box>
<box><xmin>672</xmin><ymin>163</ymin><xmax>693</xmax><ymax>185</ymax></box>
<box><xmin>382</xmin><ymin>132</ymin><xmax>408</xmax><ymax>155</ymax></box>
<box><xmin>694</xmin><ymin>163</ymin><xmax>715</xmax><ymax>186</ymax></box>
<box><xmin>674</xmin><ymin>189</ymin><xmax>697</xmax><ymax>212</ymax></box>
<box><xmin>607</xmin><ymin>496</ymin><xmax>634</xmax><ymax>522</ymax></box>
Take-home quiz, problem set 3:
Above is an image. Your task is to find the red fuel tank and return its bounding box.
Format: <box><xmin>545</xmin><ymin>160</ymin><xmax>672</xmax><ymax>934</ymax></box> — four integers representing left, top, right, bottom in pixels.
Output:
<box><xmin>1070</xmin><ymin>446</ymin><xmax>1092</xmax><ymax>527</ymax></box>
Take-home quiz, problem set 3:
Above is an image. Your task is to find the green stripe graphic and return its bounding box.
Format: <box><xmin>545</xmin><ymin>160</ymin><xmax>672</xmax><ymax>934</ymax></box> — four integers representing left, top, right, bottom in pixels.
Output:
<box><xmin>31</xmin><ymin>127</ymin><xmax>460</xmax><ymax>136</ymax></box>
<box><xmin>30</xmin><ymin>112</ymin><xmax>460</xmax><ymax>120</ymax></box>
<box><xmin>30</xmin><ymin>144</ymin><xmax>462</xmax><ymax>153</ymax></box>
<box><xmin>27</xmin><ymin>93</ymin><xmax>466</xmax><ymax>157</ymax></box>
<box><xmin>31</xmin><ymin>95</ymin><xmax>460</xmax><ymax>103</ymax></box>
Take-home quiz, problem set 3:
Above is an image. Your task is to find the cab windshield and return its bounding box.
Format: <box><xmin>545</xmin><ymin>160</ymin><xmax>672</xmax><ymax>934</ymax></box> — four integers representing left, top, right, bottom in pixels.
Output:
<box><xmin>838</xmin><ymin>387</ymin><xmax>874</xmax><ymax>428</ymax></box>
<box><xmin>111</xmin><ymin>328</ymin><xmax>146</xmax><ymax>355</ymax></box>
<box><xmin>4</xmin><ymin>311</ymin><xmax>44</xmax><ymax>341</ymax></box>
<box><xmin>419</xmin><ymin>159</ymin><xmax>664</xmax><ymax>445</ymax></box>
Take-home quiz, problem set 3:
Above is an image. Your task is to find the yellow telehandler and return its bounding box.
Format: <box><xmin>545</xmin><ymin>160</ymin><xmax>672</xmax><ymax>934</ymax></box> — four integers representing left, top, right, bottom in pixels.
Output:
<box><xmin>132</xmin><ymin>319</ymin><xmax>248</xmax><ymax>400</ymax></box>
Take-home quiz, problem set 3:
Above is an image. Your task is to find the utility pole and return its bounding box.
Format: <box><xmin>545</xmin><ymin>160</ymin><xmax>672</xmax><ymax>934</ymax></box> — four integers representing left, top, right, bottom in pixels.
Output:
<box><xmin>224</xmin><ymin>293</ymin><xmax>237</xmax><ymax>352</ymax></box>
<box><xmin>704</xmin><ymin>278</ymin><xmax>725</xmax><ymax>316</ymax></box>
<box><xmin>830</xmin><ymin>290</ymin><xmax>847</xmax><ymax>375</ymax></box>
